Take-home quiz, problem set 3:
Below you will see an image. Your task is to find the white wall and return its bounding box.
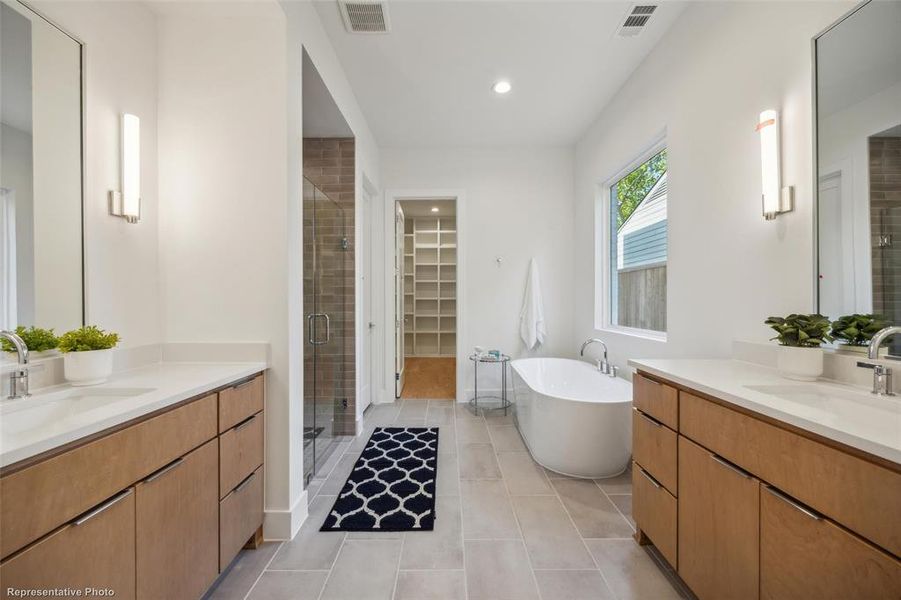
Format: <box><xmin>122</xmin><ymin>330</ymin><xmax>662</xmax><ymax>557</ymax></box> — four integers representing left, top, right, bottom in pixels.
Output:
<box><xmin>572</xmin><ymin>1</ymin><xmax>853</xmax><ymax>372</ymax></box>
<box><xmin>155</xmin><ymin>1</ymin><xmax>295</xmax><ymax>538</ymax></box>
<box><xmin>380</xmin><ymin>147</ymin><xmax>575</xmax><ymax>395</ymax></box>
<box><xmin>33</xmin><ymin>1</ymin><xmax>161</xmax><ymax>347</ymax></box>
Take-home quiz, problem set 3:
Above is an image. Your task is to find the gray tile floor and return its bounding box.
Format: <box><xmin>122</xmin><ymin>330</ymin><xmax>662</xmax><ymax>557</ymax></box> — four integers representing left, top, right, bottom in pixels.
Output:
<box><xmin>206</xmin><ymin>399</ymin><xmax>689</xmax><ymax>600</ymax></box>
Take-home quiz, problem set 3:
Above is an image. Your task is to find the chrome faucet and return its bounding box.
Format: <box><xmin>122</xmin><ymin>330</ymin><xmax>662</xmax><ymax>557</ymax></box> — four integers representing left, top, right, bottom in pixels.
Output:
<box><xmin>857</xmin><ymin>326</ymin><xmax>901</xmax><ymax>396</ymax></box>
<box><xmin>1</xmin><ymin>330</ymin><xmax>30</xmax><ymax>399</ymax></box>
<box><xmin>580</xmin><ymin>338</ymin><xmax>617</xmax><ymax>377</ymax></box>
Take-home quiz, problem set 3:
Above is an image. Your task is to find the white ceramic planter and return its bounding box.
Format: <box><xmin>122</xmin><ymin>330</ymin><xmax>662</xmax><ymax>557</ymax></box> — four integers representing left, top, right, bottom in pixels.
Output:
<box><xmin>63</xmin><ymin>349</ymin><xmax>114</xmax><ymax>386</ymax></box>
<box><xmin>776</xmin><ymin>346</ymin><xmax>824</xmax><ymax>381</ymax></box>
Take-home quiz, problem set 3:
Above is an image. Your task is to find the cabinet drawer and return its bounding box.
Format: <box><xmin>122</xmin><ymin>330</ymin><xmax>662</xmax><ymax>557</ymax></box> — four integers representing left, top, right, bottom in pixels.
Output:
<box><xmin>680</xmin><ymin>391</ymin><xmax>901</xmax><ymax>557</ymax></box>
<box><xmin>632</xmin><ymin>408</ymin><xmax>677</xmax><ymax>495</ymax></box>
<box><xmin>678</xmin><ymin>435</ymin><xmax>760</xmax><ymax>600</ymax></box>
<box><xmin>632</xmin><ymin>372</ymin><xmax>678</xmax><ymax>429</ymax></box>
<box><xmin>632</xmin><ymin>463</ymin><xmax>677</xmax><ymax>568</ymax></box>
<box><xmin>219</xmin><ymin>375</ymin><xmax>264</xmax><ymax>433</ymax></box>
<box><xmin>0</xmin><ymin>393</ymin><xmax>217</xmax><ymax>559</ymax></box>
<box><xmin>761</xmin><ymin>485</ymin><xmax>901</xmax><ymax>600</ymax></box>
<box><xmin>136</xmin><ymin>439</ymin><xmax>219</xmax><ymax>600</ymax></box>
<box><xmin>220</xmin><ymin>412</ymin><xmax>264</xmax><ymax>499</ymax></box>
<box><xmin>220</xmin><ymin>467</ymin><xmax>264</xmax><ymax>572</ymax></box>
<box><xmin>0</xmin><ymin>488</ymin><xmax>136</xmax><ymax>600</ymax></box>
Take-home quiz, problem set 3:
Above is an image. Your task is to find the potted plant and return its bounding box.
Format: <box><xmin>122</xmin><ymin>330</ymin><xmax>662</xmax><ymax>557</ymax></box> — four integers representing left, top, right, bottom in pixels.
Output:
<box><xmin>58</xmin><ymin>326</ymin><xmax>120</xmax><ymax>386</ymax></box>
<box><xmin>764</xmin><ymin>314</ymin><xmax>832</xmax><ymax>381</ymax></box>
<box><xmin>831</xmin><ymin>314</ymin><xmax>890</xmax><ymax>355</ymax></box>
<box><xmin>1</xmin><ymin>326</ymin><xmax>59</xmax><ymax>358</ymax></box>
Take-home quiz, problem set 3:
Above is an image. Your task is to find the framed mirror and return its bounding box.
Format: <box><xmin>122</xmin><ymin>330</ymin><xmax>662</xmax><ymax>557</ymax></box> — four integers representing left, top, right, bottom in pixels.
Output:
<box><xmin>1</xmin><ymin>0</ymin><xmax>84</xmax><ymax>334</ymax></box>
<box><xmin>815</xmin><ymin>0</ymin><xmax>901</xmax><ymax>358</ymax></box>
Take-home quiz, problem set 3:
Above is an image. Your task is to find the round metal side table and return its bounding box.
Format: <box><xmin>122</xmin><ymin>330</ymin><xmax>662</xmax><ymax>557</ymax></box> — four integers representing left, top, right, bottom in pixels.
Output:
<box><xmin>468</xmin><ymin>353</ymin><xmax>512</xmax><ymax>415</ymax></box>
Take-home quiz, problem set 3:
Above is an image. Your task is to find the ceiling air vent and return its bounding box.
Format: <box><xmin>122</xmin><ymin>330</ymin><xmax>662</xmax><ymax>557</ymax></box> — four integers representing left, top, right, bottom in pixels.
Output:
<box><xmin>339</xmin><ymin>1</ymin><xmax>390</xmax><ymax>34</ymax></box>
<box><xmin>617</xmin><ymin>4</ymin><xmax>658</xmax><ymax>37</ymax></box>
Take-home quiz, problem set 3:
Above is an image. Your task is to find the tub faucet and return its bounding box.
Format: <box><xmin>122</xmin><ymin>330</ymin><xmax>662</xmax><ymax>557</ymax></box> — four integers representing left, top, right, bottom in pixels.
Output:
<box><xmin>1</xmin><ymin>330</ymin><xmax>30</xmax><ymax>400</ymax></box>
<box><xmin>857</xmin><ymin>326</ymin><xmax>901</xmax><ymax>396</ymax></box>
<box><xmin>580</xmin><ymin>338</ymin><xmax>616</xmax><ymax>377</ymax></box>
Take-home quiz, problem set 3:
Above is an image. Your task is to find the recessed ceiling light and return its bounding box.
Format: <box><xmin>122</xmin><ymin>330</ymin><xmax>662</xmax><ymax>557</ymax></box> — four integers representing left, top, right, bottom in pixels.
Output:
<box><xmin>492</xmin><ymin>80</ymin><xmax>512</xmax><ymax>95</ymax></box>
<box><xmin>431</xmin><ymin>207</ymin><xmax>440</xmax><ymax>213</ymax></box>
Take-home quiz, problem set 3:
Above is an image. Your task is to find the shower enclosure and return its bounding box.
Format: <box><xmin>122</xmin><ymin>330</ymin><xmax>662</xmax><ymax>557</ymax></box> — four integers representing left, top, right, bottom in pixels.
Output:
<box><xmin>874</xmin><ymin>206</ymin><xmax>901</xmax><ymax>356</ymax></box>
<box><xmin>303</xmin><ymin>178</ymin><xmax>351</xmax><ymax>484</ymax></box>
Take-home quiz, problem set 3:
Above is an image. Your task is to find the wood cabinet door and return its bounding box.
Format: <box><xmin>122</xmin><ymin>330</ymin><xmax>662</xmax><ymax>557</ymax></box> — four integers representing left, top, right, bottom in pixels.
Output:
<box><xmin>136</xmin><ymin>439</ymin><xmax>218</xmax><ymax>600</ymax></box>
<box><xmin>761</xmin><ymin>485</ymin><xmax>901</xmax><ymax>600</ymax></box>
<box><xmin>678</xmin><ymin>436</ymin><xmax>759</xmax><ymax>600</ymax></box>
<box><xmin>0</xmin><ymin>488</ymin><xmax>136</xmax><ymax>600</ymax></box>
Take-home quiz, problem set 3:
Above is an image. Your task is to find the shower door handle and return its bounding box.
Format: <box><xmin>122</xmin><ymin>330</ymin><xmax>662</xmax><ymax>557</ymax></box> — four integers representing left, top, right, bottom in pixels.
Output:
<box><xmin>308</xmin><ymin>313</ymin><xmax>331</xmax><ymax>345</ymax></box>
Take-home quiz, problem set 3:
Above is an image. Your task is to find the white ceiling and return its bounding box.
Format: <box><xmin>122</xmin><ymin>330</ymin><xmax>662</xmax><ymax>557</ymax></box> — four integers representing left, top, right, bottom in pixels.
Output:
<box><xmin>313</xmin><ymin>0</ymin><xmax>686</xmax><ymax>147</ymax></box>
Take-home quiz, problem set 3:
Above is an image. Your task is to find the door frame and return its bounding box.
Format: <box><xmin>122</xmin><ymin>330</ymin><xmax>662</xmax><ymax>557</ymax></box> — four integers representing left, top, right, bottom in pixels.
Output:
<box><xmin>357</xmin><ymin>173</ymin><xmax>380</xmax><ymax>427</ymax></box>
<box><xmin>395</xmin><ymin>204</ymin><xmax>406</xmax><ymax>397</ymax></box>
<box><xmin>383</xmin><ymin>189</ymin><xmax>467</xmax><ymax>403</ymax></box>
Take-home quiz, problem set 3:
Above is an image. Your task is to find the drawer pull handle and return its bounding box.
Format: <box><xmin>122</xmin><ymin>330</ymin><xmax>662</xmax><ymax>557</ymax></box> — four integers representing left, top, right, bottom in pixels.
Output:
<box><xmin>233</xmin><ymin>414</ymin><xmax>257</xmax><ymax>432</ymax></box>
<box><xmin>75</xmin><ymin>488</ymin><xmax>133</xmax><ymax>526</ymax></box>
<box><xmin>639</xmin><ymin>374</ymin><xmax>661</xmax><ymax>386</ymax></box>
<box><xmin>639</xmin><ymin>467</ymin><xmax>661</xmax><ymax>489</ymax></box>
<box><xmin>765</xmin><ymin>485</ymin><xmax>822</xmax><ymax>521</ymax></box>
<box><xmin>234</xmin><ymin>471</ymin><xmax>257</xmax><ymax>494</ymax></box>
<box><xmin>144</xmin><ymin>457</ymin><xmax>185</xmax><ymax>483</ymax></box>
<box><xmin>635</xmin><ymin>408</ymin><xmax>662</xmax><ymax>427</ymax></box>
<box><xmin>710</xmin><ymin>454</ymin><xmax>752</xmax><ymax>480</ymax></box>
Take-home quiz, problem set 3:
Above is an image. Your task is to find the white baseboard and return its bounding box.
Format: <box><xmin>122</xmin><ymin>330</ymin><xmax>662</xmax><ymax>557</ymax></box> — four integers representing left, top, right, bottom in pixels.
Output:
<box><xmin>264</xmin><ymin>490</ymin><xmax>308</xmax><ymax>541</ymax></box>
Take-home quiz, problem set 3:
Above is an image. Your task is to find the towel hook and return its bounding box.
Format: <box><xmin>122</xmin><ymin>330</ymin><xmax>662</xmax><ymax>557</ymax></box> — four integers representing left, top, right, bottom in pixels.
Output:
<box><xmin>495</xmin><ymin>256</ymin><xmax>503</xmax><ymax>267</ymax></box>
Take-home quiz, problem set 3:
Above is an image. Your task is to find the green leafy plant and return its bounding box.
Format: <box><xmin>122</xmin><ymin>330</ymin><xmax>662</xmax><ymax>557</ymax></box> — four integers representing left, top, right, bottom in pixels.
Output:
<box><xmin>1</xmin><ymin>326</ymin><xmax>59</xmax><ymax>353</ymax></box>
<box><xmin>764</xmin><ymin>314</ymin><xmax>832</xmax><ymax>348</ymax></box>
<box><xmin>615</xmin><ymin>149</ymin><xmax>667</xmax><ymax>229</ymax></box>
<box><xmin>831</xmin><ymin>314</ymin><xmax>890</xmax><ymax>346</ymax></box>
<box><xmin>58</xmin><ymin>326</ymin><xmax>120</xmax><ymax>353</ymax></box>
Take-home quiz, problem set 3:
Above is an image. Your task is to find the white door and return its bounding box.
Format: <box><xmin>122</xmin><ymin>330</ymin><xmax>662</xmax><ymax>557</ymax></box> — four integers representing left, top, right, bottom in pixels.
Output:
<box><xmin>818</xmin><ymin>171</ymin><xmax>847</xmax><ymax>317</ymax></box>
<box><xmin>360</xmin><ymin>189</ymin><xmax>373</xmax><ymax>413</ymax></box>
<box><xmin>395</xmin><ymin>204</ymin><xmax>406</xmax><ymax>398</ymax></box>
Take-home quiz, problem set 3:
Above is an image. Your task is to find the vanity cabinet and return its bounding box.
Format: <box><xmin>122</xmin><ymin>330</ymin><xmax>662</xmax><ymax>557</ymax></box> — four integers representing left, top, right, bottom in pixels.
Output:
<box><xmin>0</xmin><ymin>372</ymin><xmax>266</xmax><ymax>600</ymax></box>
<box><xmin>136</xmin><ymin>439</ymin><xmax>219</xmax><ymax>600</ymax></box>
<box><xmin>678</xmin><ymin>436</ymin><xmax>760</xmax><ymax>600</ymax></box>
<box><xmin>631</xmin><ymin>370</ymin><xmax>901</xmax><ymax>600</ymax></box>
<box><xmin>0</xmin><ymin>488</ymin><xmax>136</xmax><ymax>599</ymax></box>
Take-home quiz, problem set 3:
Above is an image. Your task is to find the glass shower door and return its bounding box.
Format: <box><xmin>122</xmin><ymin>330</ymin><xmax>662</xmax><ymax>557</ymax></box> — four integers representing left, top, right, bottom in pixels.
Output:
<box><xmin>303</xmin><ymin>178</ymin><xmax>349</xmax><ymax>484</ymax></box>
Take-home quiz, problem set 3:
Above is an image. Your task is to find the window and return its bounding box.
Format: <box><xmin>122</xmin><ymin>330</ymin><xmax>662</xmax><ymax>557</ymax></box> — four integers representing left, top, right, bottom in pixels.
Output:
<box><xmin>605</xmin><ymin>147</ymin><xmax>667</xmax><ymax>334</ymax></box>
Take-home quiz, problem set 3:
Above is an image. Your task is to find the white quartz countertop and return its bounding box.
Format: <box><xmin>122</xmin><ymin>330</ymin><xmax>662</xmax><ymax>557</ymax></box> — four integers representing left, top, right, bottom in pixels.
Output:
<box><xmin>628</xmin><ymin>358</ymin><xmax>901</xmax><ymax>465</ymax></box>
<box><xmin>0</xmin><ymin>361</ymin><xmax>267</xmax><ymax>468</ymax></box>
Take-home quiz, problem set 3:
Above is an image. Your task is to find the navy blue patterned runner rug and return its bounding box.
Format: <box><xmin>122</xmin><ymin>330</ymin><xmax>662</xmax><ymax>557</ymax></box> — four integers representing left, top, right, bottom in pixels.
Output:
<box><xmin>320</xmin><ymin>427</ymin><xmax>439</xmax><ymax>532</ymax></box>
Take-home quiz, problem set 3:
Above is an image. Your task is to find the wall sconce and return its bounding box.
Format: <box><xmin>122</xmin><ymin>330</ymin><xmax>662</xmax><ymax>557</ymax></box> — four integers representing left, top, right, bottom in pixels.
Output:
<box><xmin>757</xmin><ymin>109</ymin><xmax>793</xmax><ymax>220</ymax></box>
<box><xmin>109</xmin><ymin>113</ymin><xmax>141</xmax><ymax>224</ymax></box>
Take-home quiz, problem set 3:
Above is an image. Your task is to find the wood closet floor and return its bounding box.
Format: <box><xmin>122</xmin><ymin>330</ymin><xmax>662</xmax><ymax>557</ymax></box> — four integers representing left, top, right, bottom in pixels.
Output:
<box><xmin>401</xmin><ymin>357</ymin><xmax>456</xmax><ymax>399</ymax></box>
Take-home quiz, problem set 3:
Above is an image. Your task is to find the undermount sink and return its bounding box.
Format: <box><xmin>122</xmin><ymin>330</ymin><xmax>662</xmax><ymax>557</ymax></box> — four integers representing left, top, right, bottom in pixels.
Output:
<box><xmin>1</xmin><ymin>387</ymin><xmax>156</xmax><ymax>444</ymax></box>
<box><xmin>742</xmin><ymin>382</ymin><xmax>897</xmax><ymax>424</ymax></box>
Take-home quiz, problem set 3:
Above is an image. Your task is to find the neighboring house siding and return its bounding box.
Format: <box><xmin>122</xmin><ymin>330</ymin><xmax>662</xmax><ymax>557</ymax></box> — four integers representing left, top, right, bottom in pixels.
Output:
<box><xmin>617</xmin><ymin>174</ymin><xmax>667</xmax><ymax>270</ymax></box>
<box><xmin>623</xmin><ymin>220</ymin><xmax>667</xmax><ymax>269</ymax></box>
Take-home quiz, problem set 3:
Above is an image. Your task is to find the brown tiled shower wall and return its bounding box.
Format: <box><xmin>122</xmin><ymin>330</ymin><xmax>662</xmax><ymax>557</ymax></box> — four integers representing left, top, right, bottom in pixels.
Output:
<box><xmin>304</xmin><ymin>138</ymin><xmax>356</xmax><ymax>436</ymax></box>
<box><xmin>870</xmin><ymin>137</ymin><xmax>901</xmax><ymax>342</ymax></box>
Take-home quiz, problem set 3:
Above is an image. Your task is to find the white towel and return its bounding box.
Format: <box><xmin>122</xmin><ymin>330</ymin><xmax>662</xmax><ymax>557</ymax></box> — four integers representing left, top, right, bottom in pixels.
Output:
<box><xmin>519</xmin><ymin>258</ymin><xmax>547</xmax><ymax>350</ymax></box>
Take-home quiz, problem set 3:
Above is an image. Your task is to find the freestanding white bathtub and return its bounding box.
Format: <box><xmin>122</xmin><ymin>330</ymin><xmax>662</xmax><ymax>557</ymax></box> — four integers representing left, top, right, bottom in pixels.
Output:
<box><xmin>511</xmin><ymin>358</ymin><xmax>633</xmax><ymax>479</ymax></box>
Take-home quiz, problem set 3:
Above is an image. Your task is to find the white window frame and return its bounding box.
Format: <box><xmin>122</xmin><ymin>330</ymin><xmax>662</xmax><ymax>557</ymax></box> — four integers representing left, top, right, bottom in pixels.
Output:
<box><xmin>595</xmin><ymin>134</ymin><xmax>668</xmax><ymax>342</ymax></box>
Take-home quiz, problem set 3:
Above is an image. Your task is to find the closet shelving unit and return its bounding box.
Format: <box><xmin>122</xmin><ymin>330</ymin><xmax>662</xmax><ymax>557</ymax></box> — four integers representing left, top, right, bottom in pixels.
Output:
<box><xmin>404</xmin><ymin>216</ymin><xmax>456</xmax><ymax>357</ymax></box>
